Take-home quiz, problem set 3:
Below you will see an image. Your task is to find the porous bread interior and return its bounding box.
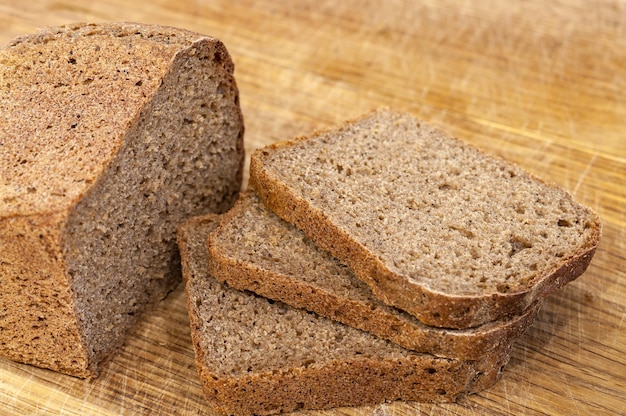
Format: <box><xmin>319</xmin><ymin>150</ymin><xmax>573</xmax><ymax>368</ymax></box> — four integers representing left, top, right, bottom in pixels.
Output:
<box><xmin>182</xmin><ymin>215</ymin><xmax>511</xmax><ymax>414</ymax></box>
<box><xmin>210</xmin><ymin>192</ymin><xmax>542</xmax><ymax>358</ymax></box>
<box><xmin>186</xmin><ymin>219</ymin><xmax>434</xmax><ymax>377</ymax></box>
<box><xmin>214</xmin><ymin>192</ymin><xmax>377</xmax><ymax>304</ymax></box>
<box><xmin>258</xmin><ymin>110</ymin><xmax>599</xmax><ymax>296</ymax></box>
<box><xmin>194</xmin><ymin>271</ymin><xmax>418</xmax><ymax>377</ymax></box>
<box><xmin>62</xmin><ymin>35</ymin><xmax>243</xmax><ymax>366</ymax></box>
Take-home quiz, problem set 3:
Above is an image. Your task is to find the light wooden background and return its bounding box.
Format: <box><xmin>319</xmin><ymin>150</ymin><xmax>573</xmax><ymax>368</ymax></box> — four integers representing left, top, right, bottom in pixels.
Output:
<box><xmin>1</xmin><ymin>1</ymin><xmax>624</xmax><ymax>415</ymax></box>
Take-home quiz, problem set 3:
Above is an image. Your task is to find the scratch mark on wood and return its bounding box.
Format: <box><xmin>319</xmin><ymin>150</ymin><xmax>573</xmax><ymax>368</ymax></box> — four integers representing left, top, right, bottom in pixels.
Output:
<box><xmin>571</xmin><ymin>154</ymin><xmax>597</xmax><ymax>197</ymax></box>
<box><xmin>373</xmin><ymin>403</ymin><xmax>392</xmax><ymax>416</ymax></box>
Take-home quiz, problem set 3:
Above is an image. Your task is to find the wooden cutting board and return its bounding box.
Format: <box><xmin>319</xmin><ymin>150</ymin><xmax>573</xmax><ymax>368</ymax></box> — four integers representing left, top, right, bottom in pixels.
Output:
<box><xmin>1</xmin><ymin>0</ymin><xmax>624</xmax><ymax>415</ymax></box>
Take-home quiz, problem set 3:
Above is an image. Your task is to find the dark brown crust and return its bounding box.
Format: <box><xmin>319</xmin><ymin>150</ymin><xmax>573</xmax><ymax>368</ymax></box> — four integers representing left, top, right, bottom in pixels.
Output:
<box><xmin>249</xmin><ymin>109</ymin><xmax>602</xmax><ymax>329</ymax></box>
<box><xmin>177</xmin><ymin>215</ymin><xmax>222</xmax><ymax>406</ymax></box>
<box><xmin>0</xmin><ymin>212</ymin><xmax>92</xmax><ymax>377</ymax></box>
<box><xmin>208</xmin><ymin>192</ymin><xmax>542</xmax><ymax>359</ymax></box>
<box><xmin>201</xmin><ymin>352</ymin><xmax>509</xmax><ymax>416</ymax></box>
<box><xmin>178</xmin><ymin>214</ymin><xmax>511</xmax><ymax>416</ymax></box>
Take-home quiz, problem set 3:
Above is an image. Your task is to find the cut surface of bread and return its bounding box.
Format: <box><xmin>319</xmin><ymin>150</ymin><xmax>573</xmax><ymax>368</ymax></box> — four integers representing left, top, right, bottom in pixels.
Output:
<box><xmin>0</xmin><ymin>23</ymin><xmax>244</xmax><ymax>377</ymax></box>
<box><xmin>250</xmin><ymin>109</ymin><xmax>601</xmax><ymax>329</ymax></box>
<box><xmin>208</xmin><ymin>191</ymin><xmax>541</xmax><ymax>359</ymax></box>
<box><xmin>179</xmin><ymin>214</ymin><xmax>511</xmax><ymax>416</ymax></box>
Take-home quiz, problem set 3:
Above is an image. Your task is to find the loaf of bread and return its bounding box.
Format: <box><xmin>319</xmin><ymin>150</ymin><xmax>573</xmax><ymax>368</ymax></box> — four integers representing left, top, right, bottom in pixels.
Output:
<box><xmin>250</xmin><ymin>109</ymin><xmax>601</xmax><ymax>329</ymax></box>
<box><xmin>208</xmin><ymin>191</ymin><xmax>541</xmax><ymax>359</ymax></box>
<box><xmin>179</xmin><ymin>214</ymin><xmax>511</xmax><ymax>416</ymax></box>
<box><xmin>0</xmin><ymin>23</ymin><xmax>244</xmax><ymax>377</ymax></box>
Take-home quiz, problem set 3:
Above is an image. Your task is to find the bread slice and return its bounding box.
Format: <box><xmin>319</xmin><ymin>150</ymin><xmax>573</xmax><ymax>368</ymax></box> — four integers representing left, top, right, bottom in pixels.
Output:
<box><xmin>0</xmin><ymin>23</ymin><xmax>244</xmax><ymax>377</ymax></box>
<box><xmin>250</xmin><ymin>109</ymin><xmax>601</xmax><ymax>329</ymax></box>
<box><xmin>179</xmin><ymin>214</ymin><xmax>511</xmax><ymax>416</ymax></box>
<box><xmin>208</xmin><ymin>191</ymin><xmax>541</xmax><ymax>359</ymax></box>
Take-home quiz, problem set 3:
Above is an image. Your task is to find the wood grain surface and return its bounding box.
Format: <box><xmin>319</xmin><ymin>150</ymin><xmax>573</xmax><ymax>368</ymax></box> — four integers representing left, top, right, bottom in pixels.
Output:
<box><xmin>1</xmin><ymin>0</ymin><xmax>624</xmax><ymax>415</ymax></box>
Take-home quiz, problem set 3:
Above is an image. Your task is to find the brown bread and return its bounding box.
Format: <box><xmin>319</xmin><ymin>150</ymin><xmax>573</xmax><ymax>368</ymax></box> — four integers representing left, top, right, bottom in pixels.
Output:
<box><xmin>0</xmin><ymin>23</ymin><xmax>244</xmax><ymax>377</ymax></box>
<box><xmin>250</xmin><ymin>109</ymin><xmax>601</xmax><ymax>329</ymax></box>
<box><xmin>179</xmin><ymin>214</ymin><xmax>512</xmax><ymax>416</ymax></box>
<box><xmin>208</xmin><ymin>191</ymin><xmax>541</xmax><ymax>359</ymax></box>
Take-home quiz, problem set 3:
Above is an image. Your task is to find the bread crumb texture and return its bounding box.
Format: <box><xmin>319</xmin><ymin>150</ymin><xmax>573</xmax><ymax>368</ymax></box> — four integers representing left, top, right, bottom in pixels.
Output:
<box><xmin>255</xmin><ymin>110</ymin><xmax>600</xmax><ymax>296</ymax></box>
<box><xmin>0</xmin><ymin>22</ymin><xmax>244</xmax><ymax>377</ymax></box>
<box><xmin>179</xmin><ymin>215</ymin><xmax>508</xmax><ymax>416</ymax></box>
<box><xmin>208</xmin><ymin>191</ymin><xmax>541</xmax><ymax>359</ymax></box>
<box><xmin>250</xmin><ymin>109</ymin><xmax>601</xmax><ymax>328</ymax></box>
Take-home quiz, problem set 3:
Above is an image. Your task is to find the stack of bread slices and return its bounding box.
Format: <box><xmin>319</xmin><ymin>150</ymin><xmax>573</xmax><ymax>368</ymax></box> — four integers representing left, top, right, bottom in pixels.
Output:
<box><xmin>178</xmin><ymin>109</ymin><xmax>601</xmax><ymax>415</ymax></box>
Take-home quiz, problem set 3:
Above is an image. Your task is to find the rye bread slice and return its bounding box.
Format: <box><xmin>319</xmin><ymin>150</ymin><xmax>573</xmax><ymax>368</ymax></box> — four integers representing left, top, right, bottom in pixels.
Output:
<box><xmin>178</xmin><ymin>214</ymin><xmax>511</xmax><ymax>416</ymax></box>
<box><xmin>249</xmin><ymin>109</ymin><xmax>601</xmax><ymax>329</ymax></box>
<box><xmin>0</xmin><ymin>23</ymin><xmax>244</xmax><ymax>377</ymax></box>
<box><xmin>208</xmin><ymin>191</ymin><xmax>541</xmax><ymax>359</ymax></box>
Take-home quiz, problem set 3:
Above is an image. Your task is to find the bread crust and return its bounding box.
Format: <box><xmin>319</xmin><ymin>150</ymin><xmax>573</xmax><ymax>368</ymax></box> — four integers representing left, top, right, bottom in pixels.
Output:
<box><xmin>0</xmin><ymin>212</ymin><xmax>92</xmax><ymax>376</ymax></box>
<box><xmin>249</xmin><ymin>109</ymin><xmax>602</xmax><ymax>329</ymax></box>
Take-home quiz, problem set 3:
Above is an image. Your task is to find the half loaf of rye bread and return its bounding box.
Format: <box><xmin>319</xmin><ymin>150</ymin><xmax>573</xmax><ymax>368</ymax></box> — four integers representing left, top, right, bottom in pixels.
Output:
<box><xmin>179</xmin><ymin>214</ymin><xmax>512</xmax><ymax>416</ymax></box>
<box><xmin>250</xmin><ymin>109</ymin><xmax>601</xmax><ymax>329</ymax></box>
<box><xmin>208</xmin><ymin>191</ymin><xmax>541</xmax><ymax>359</ymax></box>
<box><xmin>0</xmin><ymin>23</ymin><xmax>244</xmax><ymax>377</ymax></box>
